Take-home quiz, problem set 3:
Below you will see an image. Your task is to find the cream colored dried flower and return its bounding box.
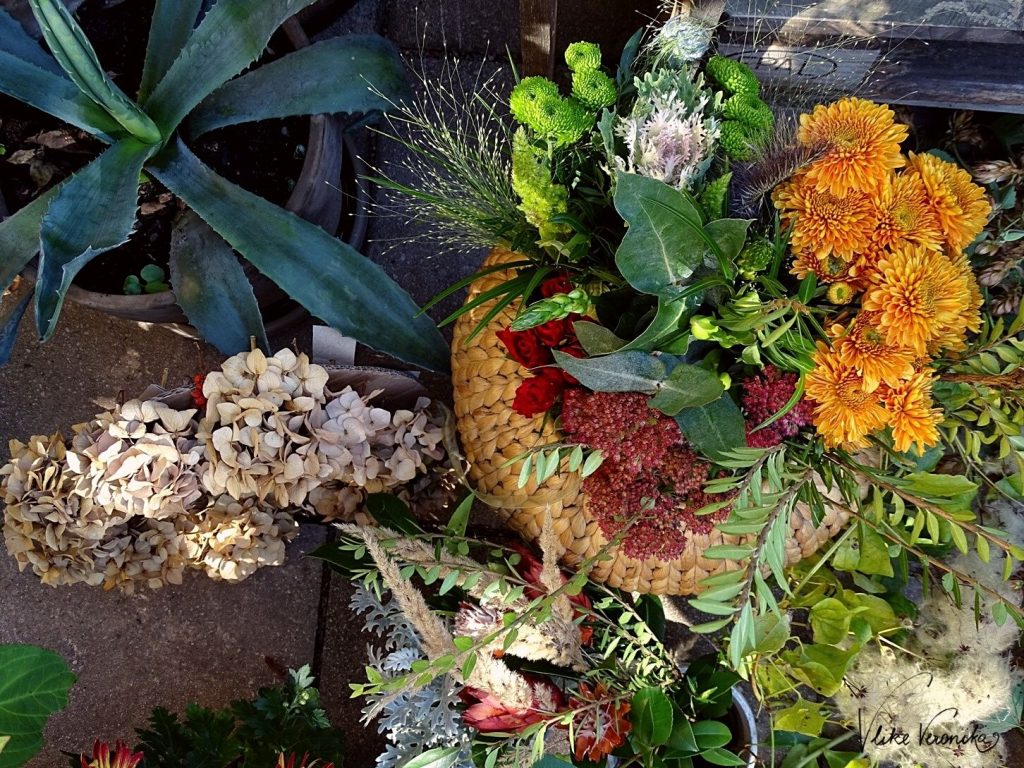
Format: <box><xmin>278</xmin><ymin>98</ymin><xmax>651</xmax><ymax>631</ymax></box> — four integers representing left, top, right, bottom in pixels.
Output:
<box><xmin>198</xmin><ymin>349</ymin><xmax>332</xmax><ymax>508</ymax></box>
<box><xmin>67</xmin><ymin>399</ymin><xmax>204</xmax><ymax>519</ymax></box>
<box><xmin>179</xmin><ymin>494</ymin><xmax>298</xmax><ymax>582</ymax></box>
<box><xmin>94</xmin><ymin>517</ymin><xmax>190</xmax><ymax>593</ymax></box>
<box><xmin>972</xmin><ymin>159</ymin><xmax>1024</xmax><ymax>186</ymax></box>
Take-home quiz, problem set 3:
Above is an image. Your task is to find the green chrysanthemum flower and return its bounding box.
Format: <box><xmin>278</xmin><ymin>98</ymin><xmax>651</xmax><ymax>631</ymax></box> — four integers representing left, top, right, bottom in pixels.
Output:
<box><xmin>511</xmin><ymin>129</ymin><xmax>570</xmax><ymax>240</ymax></box>
<box><xmin>572</xmin><ymin>69</ymin><xmax>616</xmax><ymax>110</ymax></box>
<box><xmin>545</xmin><ymin>97</ymin><xmax>593</xmax><ymax>146</ymax></box>
<box><xmin>565</xmin><ymin>41</ymin><xmax>602</xmax><ymax>72</ymax></box>
<box><xmin>723</xmin><ymin>93</ymin><xmax>774</xmax><ymax>135</ymax></box>
<box><xmin>509</xmin><ymin>76</ymin><xmax>561</xmax><ymax>129</ymax></box>
<box><xmin>699</xmin><ymin>172</ymin><xmax>732</xmax><ymax>220</ymax></box>
<box><xmin>706</xmin><ymin>55</ymin><xmax>760</xmax><ymax>97</ymax></box>
<box><xmin>719</xmin><ymin>121</ymin><xmax>755</xmax><ymax>161</ymax></box>
<box><xmin>737</xmin><ymin>239</ymin><xmax>775</xmax><ymax>278</ymax></box>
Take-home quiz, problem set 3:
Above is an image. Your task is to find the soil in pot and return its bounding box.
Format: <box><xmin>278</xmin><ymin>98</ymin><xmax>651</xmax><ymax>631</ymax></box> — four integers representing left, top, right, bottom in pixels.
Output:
<box><xmin>0</xmin><ymin>0</ymin><xmax>332</xmax><ymax>296</ymax></box>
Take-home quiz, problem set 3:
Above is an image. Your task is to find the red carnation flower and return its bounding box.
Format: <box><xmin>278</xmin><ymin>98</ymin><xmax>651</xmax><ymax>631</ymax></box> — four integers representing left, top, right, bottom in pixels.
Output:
<box><xmin>512</xmin><ymin>370</ymin><xmax>564</xmax><ymax>417</ymax></box>
<box><xmin>540</xmin><ymin>274</ymin><xmax>573</xmax><ymax>297</ymax></box>
<box><xmin>497</xmin><ymin>327</ymin><xmax>552</xmax><ymax>369</ymax></box>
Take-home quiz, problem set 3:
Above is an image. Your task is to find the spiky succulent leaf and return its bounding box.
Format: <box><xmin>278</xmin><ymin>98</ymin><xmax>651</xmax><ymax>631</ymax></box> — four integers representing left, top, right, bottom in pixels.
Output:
<box><xmin>168</xmin><ymin>211</ymin><xmax>270</xmax><ymax>355</ymax></box>
<box><xmin>150</xmin><ymin>139</ymin><xmax>449</xmax><ymax>372</ymax></box>
<box><xmin>28</xmin><ymin>0</ymin><xmax>162</xmax><ymax>143</ymax></box>
<box><xmin>0</xmin><ymin>188</ymin><xmax>58</xmax><ymax>295</ymax></box>
<box><xmin>138</xmin><ymin>0</ymin><xmax>204</xmax><ymax>102</ymax></box>
<box><xmin>0</xmin><ymin>49</ymin><xmax>122</xmax><ymax>140</ymax></box>
<box><xmin>143</xmin><ymin>0</ymin><xmax>317</xmax><ymax>134</ymax></box>
<box><xmin>189</xmin><ymin>35</ymin><xmax>410</xmax><ymax>136</ymax></box>
<box><xmin>35</xmin><ymin>139</ymin><xmax>153</xmax><ymax>340</ymax></box>
<box><xmin>0</xmin><ymin>291</ymin><xmax>32</xmax><ymax>366</ymax></box>
<box><xmin>0</xmin><ymin>7</ymin><xmax>62</xmax><ymax>74</ymax></box>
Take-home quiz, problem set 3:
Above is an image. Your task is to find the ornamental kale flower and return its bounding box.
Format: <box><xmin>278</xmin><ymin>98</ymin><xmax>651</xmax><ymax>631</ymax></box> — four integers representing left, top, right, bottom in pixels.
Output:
<box><xmin>741</xmin><ymin>366</ymin><xmax>814</xmax><ymax>448</ymax></box>
<box><xmin>614</xmin><ymin>71</ymin><xmax>719</xmax><ymax>190</ymax></box>
<box><xmin>654</xmin><ymin>14</ymin><xmax>714</xmax><ymax>65</ymax></box>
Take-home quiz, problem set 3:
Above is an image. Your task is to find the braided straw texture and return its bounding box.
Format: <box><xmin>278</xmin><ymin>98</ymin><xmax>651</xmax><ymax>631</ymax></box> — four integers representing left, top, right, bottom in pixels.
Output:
<box><xmin>452</xmin><ymin>248</ymin><xmax>850</xmax><ymax>595</ymax></box>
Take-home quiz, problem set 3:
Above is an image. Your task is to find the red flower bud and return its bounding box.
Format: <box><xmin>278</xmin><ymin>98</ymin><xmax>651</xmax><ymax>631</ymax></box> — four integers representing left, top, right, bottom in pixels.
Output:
<box><xmin>497</xmin><ymin>327</ymin><xmax>552</xmax><ymax>369</ymax></box>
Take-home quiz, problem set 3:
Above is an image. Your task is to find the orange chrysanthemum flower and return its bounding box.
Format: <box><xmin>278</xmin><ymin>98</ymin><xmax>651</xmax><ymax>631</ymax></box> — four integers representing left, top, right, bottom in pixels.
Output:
<box><xmin>926</xmin><ymin>252</ymin><xmax>984</xmax><ymax>354</ymax></box>
<box><xmin>880</xmin><ymin>369</ymin><xmax>942</xmax><ymax>454</ymax></box>
<box><xmin>798</xmin><ymin>97</ymin><xmax>908</xmax><ymax>196</ymax></box>
<box><xmin>906</xmin><ymin>151</ymin><xmax>992</xmax><ymax>253</ymax></box>
<box><xmin>870</xmin><ymin>172</ymin><xmax>943</xmax><ymax>252</ymax></box>
<box><xmin>861</xmin><ymin>244</ymin><xmax>973</xmax><ymax>355</ymax></box>
<box><xmin>805</xmin><ymin>344</ymin><xmax>890</xmax><ymax>449</ymax></box>
<box><xmin>830</xmin><ymin>311</ymin><xmax>916</xmax><ymax>393</ymax></box>
<box><xmin>774</xmin><ymin>171</ymin><xmax>876</xmax><ymax>260</ymax></box>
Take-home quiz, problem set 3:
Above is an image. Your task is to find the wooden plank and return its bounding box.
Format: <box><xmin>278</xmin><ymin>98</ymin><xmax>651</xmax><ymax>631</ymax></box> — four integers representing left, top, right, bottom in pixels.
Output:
<box><xmin>725</xmin><ymin>0</ymin><xmax>1024</xmax><ymax>44</ymax></box>
<box><xmin>520</xmin><ymin>0</ymin><xmax>557</xmax><ymax>76</ymax></box>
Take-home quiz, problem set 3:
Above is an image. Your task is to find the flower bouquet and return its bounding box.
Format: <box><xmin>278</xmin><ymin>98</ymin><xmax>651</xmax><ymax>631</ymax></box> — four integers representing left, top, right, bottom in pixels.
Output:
<box><xmin>370</xmin><ymin>3</ymin><xmax>1024</xmax><ymax>762</ymax></box>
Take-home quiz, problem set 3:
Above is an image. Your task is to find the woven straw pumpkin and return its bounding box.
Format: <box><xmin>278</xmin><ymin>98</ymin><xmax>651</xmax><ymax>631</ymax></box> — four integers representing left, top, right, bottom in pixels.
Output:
<box><xmin>452</xmin><ymin>248</ymin><xmax>851</xmax><ymax>595</ymax></box>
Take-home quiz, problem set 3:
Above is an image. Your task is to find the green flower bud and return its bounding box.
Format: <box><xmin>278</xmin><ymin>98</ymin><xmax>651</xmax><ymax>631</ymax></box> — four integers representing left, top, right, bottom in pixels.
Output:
<box><xmin>509</xmin><ymin>76</ymin><xmax>561</xmax><ymax>129</ymax></box>
<box><xmin>544</xmin><ymin>97</ymin><xmax>593</xmax><ymax>146</ymax></box>
<box><xmin>719</xmin><ymin>121</ymin><xmax>755</xmax><ymax>161</ymax></box>
<box><xmin>691</xmin><ymin>315</ymin><xmax>719</xmax><ymax>340</ymax></box>
<box><xmin>706</xmin><ymin>55</ymin><xmax>760</xmax><ymax>97</ymax></box>
<box><xmin>565</xmin><ymin>41</ymin><xmax>602</xmax><ymax>72</ymax></box>
<box><xmin>510</xmin><ymin>287</ymin><xmax>592</xmax><ymax>330</ymax></box>
<box><xmin>737</xmin><ymin>239</ymin><xmax>775</xmax><ymax>278</ymax></box>
<box><xmin>571</xmin><ymin>69</ymin><xmax>617</xmax><ymax>110</ymax></box>
<box><xmin>723</xmin><ymin>93</ymin><xmax>774</xmax><ymax>136</ymax></box>
<box><xmin>699</xmin><ymin>172</ymin><xmax>732</xmax><ymax>220</ymax></box>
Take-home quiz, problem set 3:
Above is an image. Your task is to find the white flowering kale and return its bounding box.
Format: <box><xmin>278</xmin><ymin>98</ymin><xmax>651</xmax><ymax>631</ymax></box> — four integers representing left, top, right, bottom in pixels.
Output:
<box><xmin>653</xmin><ymin>13</ymin><xmax>713</xmax><ymax>66</ymax></box>
<box><xmin>611</xmin><ymin>70</ymin><xmax>719</xmax><ymax>191</ymax></box>
<box><xmin>351</xmin><ymin>586</ymin><xmax>473</xmax><ymax>768</ymax></box>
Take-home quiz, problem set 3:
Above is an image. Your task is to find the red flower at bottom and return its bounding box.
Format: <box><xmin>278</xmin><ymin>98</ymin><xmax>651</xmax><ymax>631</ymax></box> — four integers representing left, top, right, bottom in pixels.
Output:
<box><xmin>461</xmin><ymin>675</ymin><xmax>565</xmax><ymax>732</ymax></box>
<box><xmin>80</xmin><ymin>741</ymin><xmax>144</xmax><ymax>768</ymax></box>
<box><xmin>563</xmin><ymin>682</ymin><xmax>631</xmax><ymax>762</ymax></box>
<box><xmin>512</xmin><ymin>369</ymin><xmax>565</xmax><ymax>417</ymax></box>
<box><xmin>276</xmin><ymin>754</ymin><xmax>335</xmax><ymax>768</ymax></box>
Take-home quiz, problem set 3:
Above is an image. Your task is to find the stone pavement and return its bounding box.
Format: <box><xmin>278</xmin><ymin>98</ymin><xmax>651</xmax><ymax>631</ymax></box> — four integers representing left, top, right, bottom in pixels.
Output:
<box><xmin>0</xmin><ymin>2</ymin><xmax>519</xmax><ymax>765</ymax></box>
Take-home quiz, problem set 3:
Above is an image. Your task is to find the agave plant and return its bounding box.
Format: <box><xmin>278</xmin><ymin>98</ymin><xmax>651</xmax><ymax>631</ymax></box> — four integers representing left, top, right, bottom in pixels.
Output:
<box><xmin>0</xmin><ymin>0</ymin><xmax>448</xmax><ymax>371</ymax></box>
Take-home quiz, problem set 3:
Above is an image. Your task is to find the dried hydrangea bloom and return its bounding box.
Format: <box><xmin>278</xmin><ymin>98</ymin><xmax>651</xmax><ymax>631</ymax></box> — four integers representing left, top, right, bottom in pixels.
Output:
<box><xmin>67</xmin><ymin>399</ymin><xmax>204</xmax><ymax>520</ymax></box>
<box><xmin>198</xmin><ymin>349</ymin><xmax>333</xmax><ymax>508</ymax></box>
<box><xmin>179</xmin><ymin>494</ymin><xmax>298</xmax><ymax>582</ymax></box>
<box><xmin>94</xmin><ymin>517</ymin><xmax>190</xmax><ymax>593</ymax></box>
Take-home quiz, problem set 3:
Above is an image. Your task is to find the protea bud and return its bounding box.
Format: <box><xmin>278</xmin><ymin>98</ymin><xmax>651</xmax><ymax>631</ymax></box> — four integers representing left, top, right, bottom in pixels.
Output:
<box><xmin>972</xmin><ymin>160</ymin><xmax>1023</xmax><ymax>185</ymax></box>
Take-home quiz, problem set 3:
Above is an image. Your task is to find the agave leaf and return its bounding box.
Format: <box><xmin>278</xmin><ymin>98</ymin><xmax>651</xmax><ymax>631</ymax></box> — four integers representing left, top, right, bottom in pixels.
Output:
<box><xmin>188</xmin><ymin>35</ymin><xmax>410</xmax><ymax>136</ymax></box>
<box><xmin>0</xmin><ymin>290</ymin><xmax>32</xmax><ymax>366</ymax></box>
<box><xmin>35</xmin><ymin>139</ymin><xmax>154</xmax><ymax>340</ymax></box>
<box><xmin>28</xmin><ymin>0</ymin><xmax>162</xmax><ymax>143</ymax></box>
<box><xmin>143</xmin><ymin>0</ymin><xmax>318</xmax><ymax>134</ymax></box>
<box><xmin>168</xmin><ymin>210</ymin><xmax>270</xmax><ymax>355</ymax></box>
<box><xmin>0</xmin><ymin>187</ymin><xmax>59</xmax><ymax>295</ymax></box>
<box><xmin>0</xmin><ymin>6</ymin><xmax>63</xmax><ymax>74</ymax></box>
<box><xmin>150</xmin><ymin>139</ymin><xmax>449</xmax><ymax>372</ymax></box>
<box><xmin>0</xmin><ymin>50</ymin><xmax>123</xmax><ymax>141</ymax></box>
<box><xmin>138</xmin><ymin>0</ymin><xmax>204</xmax><ymax>102</ymax></box>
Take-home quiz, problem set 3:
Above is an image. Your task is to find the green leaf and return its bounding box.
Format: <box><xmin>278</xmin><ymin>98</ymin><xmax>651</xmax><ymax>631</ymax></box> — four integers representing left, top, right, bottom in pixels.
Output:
<box><xmin>621</xmin><ymin>293</ymin><xmax>701</xmax><ymax>353</ymax></box>
<box><xmin>36</xmin><ymin>139</ymin><xmax>153</xmax><ymax>341</ymax></box>
<box><xmin>398</xmin><ymin>746</ymin><xmax>462</xmax><ymax>768</ymax></box>
<box><xmin>138</xmin><ymin>0</ymin><xmax>204</xmax><ymax>102</ymax></box>
<box><xmin>705</xmin><ymin>218</ymin><xmax>751</xmax><ymax>265</ymax></box>
<box><xmin>647</xmin><ymin>363</ymin><xmax>724</xmax><ymax>416</ymax></box>
<box><xmin>143</xmin><ymin>0</ymin><xmax>317</xmax><ymax>133</ymax></box>
<box><xmin>856</xmin><ymin>524</ymin><xmax>894</xmax><ymax>577</ymax></box>
<box><xmin>573</xmin><ymin>320</ymin><xmax>626</xmax><ymax>355</ymax></box>
<box><xmin>0</xmin><ymin>48</ymin><xmax>123</xmax><ymax>141</ymax></box>
<box><xmin>808</xmin><ymin>598</ymin><xmax>851</xmax><ymax>645</ymax></box>
<box><xmin>702</xmin><ymin>544</ymin><xmax>754</xmax><ymax>560</ymax></box>
<box><xmin>189</xmin><ymin>35</ymin><xmax>410</xmax><ymax>136</ymax></box>
<box><xmin>0</xmin><ymin>644</ymin><xmax>75</xmax><ymax>768</ymax></box>
<box><xmin>0</xmin><ymin>7</ymin><xmax>63</xmax><ymax>74</ymax></box>
<box><xmin>691</xmin><ymin>720</ymin><xmax>731</xmax><ymax>750</ymax></box>
<box><xmin>552</xmin><ymin>348</ymin><xmax>666</xmax><ymax>392</ymax></box>
<box><xmin>445</xmin><ymin>492</ymin><xmax>474</xmax><ymax>537</ymax></box>
<box><xmin>532</xmin><ymin>758</ymin><xmax>574</xmax><ymax>768</ymax></box>
<box><xmin>28</xmin><ymin>0</ymin><xmax>161</xmax><ymax>143</ymax></box>
<box><xmin>699</xmin><ymin>748</ymin><xmax>747</xmax><ymax>767</ymax></box>
<box><xmin>364</xmin><ymin>494</ymin><xmax>421</xmax><ymax>534</ymax></box>
<box><xmin>774</xmin><ymin>699</ymin><xmax>826</xmax><ymax>737</ymax></box>
<box><xmin>168</xmin><ymin>210</ymin><xmax>270</xmax><ymax>355</ymax></box>
<box><xmin>150</xmin><ymin>139</ymin><xmax>448</xmax><ymax>371</ymax></box>
<box><xmin>753</xmin><ymin>612</ymin><xmax>791</xmax><ymax>655</ymax></box>
<box><xmin>675</xmin><ymin>396</ymin><xmax>747</xmax><ymax>461</ymax></box>
<box><xmin>631</xmin><ymin>687</ymin><xmax>674</xmax><ymax>747</ymax></box>
<box><xmin>613</xmin><ymin>172</ymin><xmax>708</xmax><ymax>298</ymax></box>
<box><xmin>0</xmin><ymin>290</ymin><xmax>32</xmax><ymax>366</ymax></box>
<box><xmin>0</xmin><ymin>187</ymin><xmax>59</xmax><ymax>295</ymax></box>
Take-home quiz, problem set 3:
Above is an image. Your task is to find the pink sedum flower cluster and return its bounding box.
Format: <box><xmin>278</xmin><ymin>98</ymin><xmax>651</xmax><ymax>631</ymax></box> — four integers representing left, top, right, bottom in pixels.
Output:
<box><xmin>741</xmin><ymin>366</ymin><xmax>814</xmax><ymax>448</ymax></box>
<box><xmin>561</xmin><ymin>389</ymin><xmax>729</xmax><ymax>560</ymax></box>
